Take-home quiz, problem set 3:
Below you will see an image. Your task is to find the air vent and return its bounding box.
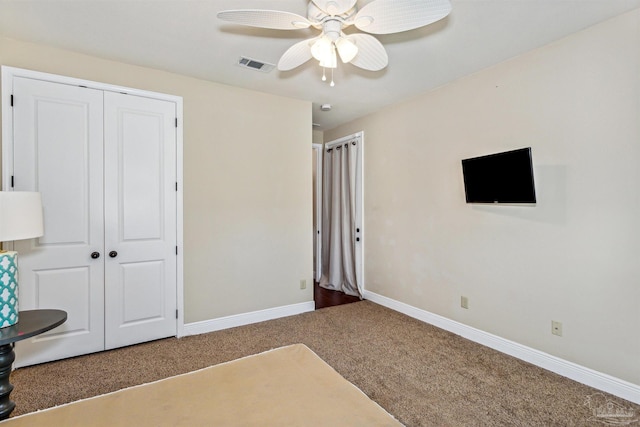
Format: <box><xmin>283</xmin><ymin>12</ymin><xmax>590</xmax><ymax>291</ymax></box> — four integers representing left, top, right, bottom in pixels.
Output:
<box><xmin>237</xmin><ymin>56</ymin><xmax>275</xmax><ymax>73</ymax></box>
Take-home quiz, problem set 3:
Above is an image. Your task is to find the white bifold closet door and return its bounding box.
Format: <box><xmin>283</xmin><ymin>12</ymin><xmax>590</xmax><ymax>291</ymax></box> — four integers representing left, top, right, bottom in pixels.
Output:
<box><xmin>11</xmin><ymin>77</ymin><xmax>177</xmax><ymax>367</ymax></box>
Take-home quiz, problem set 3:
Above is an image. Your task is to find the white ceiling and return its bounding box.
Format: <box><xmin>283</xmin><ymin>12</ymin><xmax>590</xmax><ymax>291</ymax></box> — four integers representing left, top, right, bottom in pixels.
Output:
<box><xmin>0</xmin><ymin>0</ymin><xmax>638</xmax><ymax>131</ymax></box>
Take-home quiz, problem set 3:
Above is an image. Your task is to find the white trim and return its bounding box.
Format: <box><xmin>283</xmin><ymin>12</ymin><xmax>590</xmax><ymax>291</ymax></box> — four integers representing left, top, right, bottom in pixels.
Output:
<box><xmin>175</xmin><ymin>93</ymin><xmax>185</xmax><ymax>338</ymax></box>
<box><xmin>1</xmin><ymin>65</ymin><xmax>185</xmax><ymax>339</ymax></box>
<box><xmin>1</xmin><ymin>66</ymin><xmax>180</xmax><ymax>102</ymax></box>
<box><xmin>312</xmin><ymin>143</ymin><xmax>323</xmax><ymax>282</ymax></box>
<box><xmin>183</xmin><ymin>301</ymin><xmax>315</xmax><ymax>336</ymax></box>
<box><xmin>325</xmin><ymin>131</ymin><xmax>361</xmax><ymax>148</ymax></box>
<box><xmin>364</xmin><ymin>290</ymin><xmax>640</xmax><ymax>405</ymax></box>
<box><xmin>1</xmin><ymin>68</ymin><xmax>15</xmax><ymax>193</ymax></box>
<box><xmin>358</xmin><ymin>132</ymin><xmax>364</xmax><ymax>295</ymax></box>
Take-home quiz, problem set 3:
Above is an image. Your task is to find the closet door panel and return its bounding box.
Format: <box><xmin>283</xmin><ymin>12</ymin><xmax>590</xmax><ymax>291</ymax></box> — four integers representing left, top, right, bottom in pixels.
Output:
<box><xmin>121</xmin><ymin>110</ymin><xmax>163</xmax><ymax>240</ymax></box>
<box><xmin>103</xmin><ymin>92</ymin><xmax>177</xmax><ymax>350</ymax></box>
<box><xmin>12</xmin><ymin>77</ymin><xmax>105</xmax><ymax>367</ymax></box>
<box><xmin>121</xmin><ymin>261</ymin><xmax>164</xmax><ymax>321</ymax></box>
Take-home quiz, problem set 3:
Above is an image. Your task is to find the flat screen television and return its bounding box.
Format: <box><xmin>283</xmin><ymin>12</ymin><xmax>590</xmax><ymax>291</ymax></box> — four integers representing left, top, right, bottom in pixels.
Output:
<box><xmin>461</xmin><ymin>147</ymin><xmax>536</xmax><ymax>204</ymax></box>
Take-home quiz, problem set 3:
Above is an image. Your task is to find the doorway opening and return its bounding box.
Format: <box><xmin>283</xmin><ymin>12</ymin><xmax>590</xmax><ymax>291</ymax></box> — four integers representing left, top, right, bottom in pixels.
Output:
<box><xmin>313</xmin><ymin>132</ymin><xmax>364</xmax><ymax>306</ymax></box>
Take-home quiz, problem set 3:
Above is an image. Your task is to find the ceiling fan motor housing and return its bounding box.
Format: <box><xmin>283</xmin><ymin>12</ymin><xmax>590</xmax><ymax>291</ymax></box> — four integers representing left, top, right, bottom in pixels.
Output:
<box><xmin>323</xmin><ymin>19</ymin><xmax>343</xmax><ymax>40</ymax></box>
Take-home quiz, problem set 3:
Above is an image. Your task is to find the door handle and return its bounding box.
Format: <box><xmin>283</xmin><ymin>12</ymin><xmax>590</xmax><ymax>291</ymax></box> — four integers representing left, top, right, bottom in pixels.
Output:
<box><xmin>90</xmin><ymin>252</ymin><xmax>100</xmax><ymax>259</ymax></box>
<box><xmin>109</xmin><ymin>251</ymin><xmax>118</xmax><ymax>258</ymax></box>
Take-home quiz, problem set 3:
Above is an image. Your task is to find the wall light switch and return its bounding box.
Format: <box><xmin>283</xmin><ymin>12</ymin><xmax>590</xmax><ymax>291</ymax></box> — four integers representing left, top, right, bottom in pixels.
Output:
<box><xmin>461</xmin><ymin>296</ymin><xmax>469</xmax><ymax>309</ymax></box>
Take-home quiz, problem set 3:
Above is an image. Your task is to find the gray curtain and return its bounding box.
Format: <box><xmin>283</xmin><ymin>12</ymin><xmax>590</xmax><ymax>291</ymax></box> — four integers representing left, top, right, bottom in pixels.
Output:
<box><xmin>319</xmin><ymin>139</ymin><xmax>361</xmax><ymax>297</ymax></box>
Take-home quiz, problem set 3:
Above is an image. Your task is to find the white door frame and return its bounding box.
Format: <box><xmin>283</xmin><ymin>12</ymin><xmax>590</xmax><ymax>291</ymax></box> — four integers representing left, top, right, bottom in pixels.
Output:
<box><xmin>1</xmin><ymin>66</ymin><xmax>186</xmax><ymax>337</ymax></box>
<box><xmin>323</xmin><ymin>131</ymin><xmax>364</xmax><ymax>294</ymax></box>
<box><xmin>312</xmin><ymin>143</ymin><xmax>323</xmax><ymax>282</ymax></box>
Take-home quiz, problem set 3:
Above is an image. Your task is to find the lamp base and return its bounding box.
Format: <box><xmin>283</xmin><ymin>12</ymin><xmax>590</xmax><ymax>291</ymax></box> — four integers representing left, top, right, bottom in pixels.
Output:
<box><xmin>0</xmin><ymin>252</ymin><xmax>18</xmax><ymax>328</ymax></box>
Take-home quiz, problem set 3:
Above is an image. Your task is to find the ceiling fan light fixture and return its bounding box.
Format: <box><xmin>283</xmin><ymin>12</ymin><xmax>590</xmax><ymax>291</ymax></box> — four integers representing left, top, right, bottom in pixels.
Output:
<box><xmin>335</xmin><ymin>36</ymin><xmax>358</xmax><ymax>63</ymax></box>
<box><xmin>319</xmin><ymin>45</ymin><xmax>337</xmax><ymax>69</ymax></box>
<box><xmin>218</xmin><ymin>0</ymin><xmax>453</xmax><ymax>81</ymax></box>
<box><xmin>311</xmin><ymin>37</ymin><xmax>337</xmax><ymax>69</ymax></box>
<box><xmin>311</xmin><ymin>36</ymin><xmax>331</xmax><ymax>61</ymax></box>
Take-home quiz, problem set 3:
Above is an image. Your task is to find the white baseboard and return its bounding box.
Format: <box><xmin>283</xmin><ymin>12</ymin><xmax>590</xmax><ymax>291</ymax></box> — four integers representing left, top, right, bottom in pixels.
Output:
<box><xmin>182</xmin><ymin>301</ymin><xmax>315</xmax><ymax>337</ymax></box>
<box><xmin>364</xmin><ymin>290</ymin><xmax>640</xmax><ymax>405</ymax></box>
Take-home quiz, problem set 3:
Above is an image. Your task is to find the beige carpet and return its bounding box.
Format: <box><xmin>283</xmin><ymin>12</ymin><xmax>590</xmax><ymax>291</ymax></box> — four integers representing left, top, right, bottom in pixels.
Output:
<box><xmin>8</xmin><ymin>301</ymin><xmax>640</xmax><ymax>425</ymax></box>
<box><xmin>2</xmin><ymin>344</ymin><xmax>401</xmax><ymax>426</ymax></box>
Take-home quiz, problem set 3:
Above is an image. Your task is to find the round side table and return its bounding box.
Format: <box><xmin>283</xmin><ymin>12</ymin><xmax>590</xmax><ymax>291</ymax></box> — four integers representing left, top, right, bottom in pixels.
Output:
<box><xmin>0</xmin><ymin>309</ymin><xmax>67</xmax><ymax>420</ymax></box>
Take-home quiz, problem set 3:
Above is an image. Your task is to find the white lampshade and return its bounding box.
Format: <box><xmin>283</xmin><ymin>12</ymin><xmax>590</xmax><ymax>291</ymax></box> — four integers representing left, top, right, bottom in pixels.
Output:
<box><xmin>319</xmin><ymin>45</ymin><xmax>337</xmax><ymax>69</ymax></box>
<box><xmin>335</xmin><ymin>36</ymin><xmax>358</xmax><ymax>63</ymax></box>
<box><xmin>0</xmin><ymin>192</ymin><xmax>44</xmax><ymax>242</ymax></box>
<box><xmin>311</xmin><ymin>36</ymin><xmax>332</xmax><ymax>62</ymax></box>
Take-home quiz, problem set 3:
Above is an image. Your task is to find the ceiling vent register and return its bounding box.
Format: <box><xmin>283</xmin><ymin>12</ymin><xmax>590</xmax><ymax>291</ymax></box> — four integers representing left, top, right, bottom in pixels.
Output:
<box><xmin>237</xmin><ymin>56</ymin><xmax>275</xmax><ymax>72</ymax></box>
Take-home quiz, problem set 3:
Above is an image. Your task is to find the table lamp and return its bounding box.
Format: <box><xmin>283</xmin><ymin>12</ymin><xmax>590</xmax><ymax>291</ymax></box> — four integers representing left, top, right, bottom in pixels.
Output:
<box><xmin>0</xmin><ymin>192</ymin><xmax>44</xmax><ymax>328</ymax></box>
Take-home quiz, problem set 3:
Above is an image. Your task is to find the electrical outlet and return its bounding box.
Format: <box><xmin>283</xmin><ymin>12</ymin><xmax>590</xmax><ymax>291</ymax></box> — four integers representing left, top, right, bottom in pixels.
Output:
<box><xmin>552</xmin><ymin>321</ymin><xmax>562</xmax><ymax>336</ymax></box>
<box><xmin>461</xmin><ymin>296</ymin><xmax>469</xmax><ymax>309</ymax></box>
<box><xmin>300</xmin><ymin>279</ymin><xmax>307</xmax><ymax>290</ymax></box>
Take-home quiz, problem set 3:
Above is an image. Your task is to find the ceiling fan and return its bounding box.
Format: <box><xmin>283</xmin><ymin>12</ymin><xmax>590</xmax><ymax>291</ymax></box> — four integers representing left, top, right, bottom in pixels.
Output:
<box><xmin>218</xmin><ymin>0</ymin><xmax>452</xmax><ymax>86</ymax></box>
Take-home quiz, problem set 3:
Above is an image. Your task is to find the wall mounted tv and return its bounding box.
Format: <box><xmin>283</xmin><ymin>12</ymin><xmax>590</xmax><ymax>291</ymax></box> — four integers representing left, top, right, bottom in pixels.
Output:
<box><xmin>461</xmin><ymin>147</ymin><xmax>536</xmax><ymax>204</ymax></box>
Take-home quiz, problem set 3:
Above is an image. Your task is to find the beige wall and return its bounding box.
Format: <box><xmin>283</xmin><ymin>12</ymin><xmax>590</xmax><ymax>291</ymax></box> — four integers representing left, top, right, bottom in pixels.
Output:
<box><xmin>312</xmin><ymin>129</ymin><xmax>323</xmax><ymax>145</ymax></box>
<box><xmin>326</xmin><ymin>9</ymin><xmax>640</xmax><ymax>385</ymax></box>
<box><xmin>0</xmin><ymin>37</ymin><xmax>314</xmax><ymax>323</ymax></box>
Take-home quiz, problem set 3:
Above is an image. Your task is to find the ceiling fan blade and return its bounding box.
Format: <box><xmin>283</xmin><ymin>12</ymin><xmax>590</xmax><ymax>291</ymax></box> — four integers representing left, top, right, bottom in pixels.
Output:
<box><xmin>278</xmin><ymin>38</ymin><xmax>318</xmax><ymax>71</ymax></box>
<box><xmin>217</xmin><ymin>9</ymin><xmax>311</xmax><ymax>30</ymax></box>
<box><xmin>354</xmin><ymin>0</ymin><xmax>452</xmax><ymax>34</ymax></box>
<box><xmin>346</xmin><ymin>34</ymin><xmax>388</xmax><ymax>71</ymax></box>
<box><xmin>311</xmin><ymin>0</ymin><xmax>357</xmax><ymax>16</ymax></box>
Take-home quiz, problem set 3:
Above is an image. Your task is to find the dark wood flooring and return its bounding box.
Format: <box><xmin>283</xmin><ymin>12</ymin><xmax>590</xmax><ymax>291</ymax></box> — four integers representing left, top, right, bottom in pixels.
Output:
<box><xmin>314</xmin><ymin>281</ymin><xmax>361</xmax><ymax>309</ymax></box>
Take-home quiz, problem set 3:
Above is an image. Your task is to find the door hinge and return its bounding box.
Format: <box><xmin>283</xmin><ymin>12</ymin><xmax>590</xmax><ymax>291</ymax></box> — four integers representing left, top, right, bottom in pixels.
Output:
<box><xmin>175</xmin><ymin>246</ymin><xmax>178</xmax><ymax>255</ymax></box>
<box><xmin>175</xmin><ymin>309</ymin><xmax>178</xmax><ymax>319</ymax></box>
<box><xmin>175</xmin><ymin>182</ymin><xmax>178</xmax><ymax>191</ymax></box>
<box><xmin>175</xmin><ymin>118</ymin><xmax>178</xmax><ymax>128</ymax></box>
<box><xmin>10</xmin><ymin>176</ymin><xmax>14</xmax><ymax>188</ymax></box>
<box><xmin>10</xmin><ymin>95</ymin><xmax>13</xmax><ymax>107</ymax></box>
